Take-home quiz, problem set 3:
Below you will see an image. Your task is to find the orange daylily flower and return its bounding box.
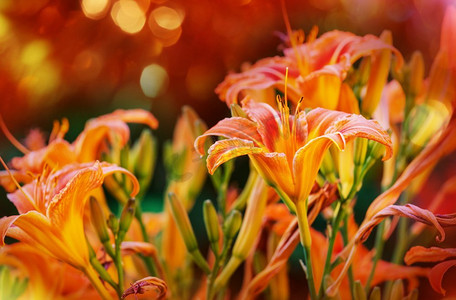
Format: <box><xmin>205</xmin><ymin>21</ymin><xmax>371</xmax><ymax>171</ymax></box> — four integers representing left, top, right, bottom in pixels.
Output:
<box><xmin>216</xmin><ymin>29</ymin><xmax>403</xmax><ymax>111</ymax></box>
<box><xmin>0</xmin><ymin>243</ymin><xmax>99</xmax><ymax>300</ymax></box>
<box><xmin>405</xmin><ymin>246</ymin><xmax>456</xmax><ymax>295</ymax></box>
<box><xmin>0</xmin><ymin>161</ymin><xmax>139</xmax><ymax>299</ymax></box>
<box><xmin>0</xmin><ymin>109</ymin><xmax>158</xmax><ymax>190</ymax></box>
<box><xmin>195</xmin><ymin>97</ymin><xmax>392</xmax><ymax>208</ymax></box>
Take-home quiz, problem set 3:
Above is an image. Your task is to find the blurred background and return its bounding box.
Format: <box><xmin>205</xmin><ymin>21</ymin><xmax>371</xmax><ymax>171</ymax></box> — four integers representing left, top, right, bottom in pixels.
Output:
<box><xmin>0</xmin><ymin>0</ymin><xmax>454</xmax><ymax>220</ymax></box>
<box><xmin>1</xmin><ymin>1</ymin><xmax>456</xmax><ymax>297</ymax></box>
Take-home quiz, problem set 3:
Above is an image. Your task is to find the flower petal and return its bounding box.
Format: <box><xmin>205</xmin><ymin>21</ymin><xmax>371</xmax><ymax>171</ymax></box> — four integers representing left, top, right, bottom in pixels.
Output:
<box><xmin>194</xmin><ymin>117</ymin><xmax>263</xmax><ymax>156</ymax></box>
<box><xmin>293</xmin><ymin>134</ymin><xmax>344</xmax><ymax>202</ymax></box>
<box><xmin>356</xmin><ymin>204</ymin><xmax>456</xmax><ymax>244</ymax></box>
<box><xmin>405</xmin><ymin>246</ymin><xmax>456</xmax><ymax>265</ymax></box>
<box><xmin>206</xmin><ymin>138</ymin><xmax>265</xmax><ymax>174</ymax></box>
<box><xmin>241</xmin><ymin>97</ymin><xmax>281</xmax><ymax>151</ymax></box>
<box><xmin>429</xmin><ymin>259</ymin><xmax>456</xmax><ymax>295</ymax></box>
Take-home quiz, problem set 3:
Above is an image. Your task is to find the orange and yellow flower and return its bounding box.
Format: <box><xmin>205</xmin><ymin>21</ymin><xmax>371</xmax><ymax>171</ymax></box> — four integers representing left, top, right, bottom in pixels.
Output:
<box><xmin>0</xmin><ymin>161</ymin><xmax>139</xmax><ymax>299</ymax></box>
<box><xmin>216</xmin><ymin>29</ymin><xmax>402</xmax><ymax>112</ymax></box>
<box><xmin>195</xmin><ymin>97</ymin><xmax>392</xmax><ymax>208</ymax></box>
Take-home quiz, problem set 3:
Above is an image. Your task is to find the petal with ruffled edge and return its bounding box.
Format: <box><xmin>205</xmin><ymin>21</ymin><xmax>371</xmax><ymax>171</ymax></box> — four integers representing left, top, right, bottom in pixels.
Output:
<box><xmin>194</xmin><ymin>117</ymin><xmax>263</xmax><ymax>156</ymax></box>
<box><xmin>206</xmin><ymin>138</ymin><xmax>265</xmax><ymax>174</ymax></box>
<box><xmin>73</xmin><ymin>109</ymin><xmax>158</xmax><ymax>162</ymax></box>
<box><xmin>405</xmin><ymin>246</ymin><xmax>456</xmax><ymax>265</ymax></box>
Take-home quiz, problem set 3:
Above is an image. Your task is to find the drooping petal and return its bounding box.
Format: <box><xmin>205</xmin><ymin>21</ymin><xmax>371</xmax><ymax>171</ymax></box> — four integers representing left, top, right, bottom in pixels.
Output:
<box><xmin>73</xmin><ymin>109</ymin><xmax>158</xmax><ymax>162</ymax></box>
<box><xmin>206</xmin><ymin>138</ymin><xmax>265</xmax><ymax>174</ymax></box>
<box><xmin>86</xmin><ymin>109</ymin><xmax>159</xmax><ymax>130</ymax></box>
<box><xmin>365</xmin><ymin>117</ymin><xmax>456</xmax><ymax>220</ymax></box>
<box><xmin>405</xmin><ymin>246</ymin><xmax>456</xmax><ymax>265</ymax></box>
<box><xmin>355</xmin><ymin>204</ymin><xmax>456</xmax><ymax>244</ymax></box>
<box><xmin>194</xmin><ymin>117</ymin><xmax>264</xmax><ymax>156</ymax></box>
<box><xmin>428</xmin><ymin>260</ymin><xmax>456</xmax><ymax>295</ymax></box>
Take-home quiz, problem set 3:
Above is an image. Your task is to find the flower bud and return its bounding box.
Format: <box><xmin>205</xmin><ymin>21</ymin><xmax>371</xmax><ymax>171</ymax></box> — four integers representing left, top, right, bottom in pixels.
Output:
<box><xmin>369</xmin><ymin>287</ymin><xmax>381</xmax><ymax>300</ymax></box>
<box><xmin>406</xmin><ymin>101</ymin><xmax>449</xmax><ymax>156</ymax></box>
<box><xmin>203</xmin><ymin>200</ymin><xmax>221</xmax><ymax>253</ymax></box>
<box><xmin>107</xmin><ymin>213</ymin><xmax>119</xmax><ymax>234</ymax></box>
<box><xmin>353</xmin><ymin>138</ymin><xmax>368</xmax><ymax>167</ymax></box>
<box><xmin>89</xmin><ymin>196</ymin><xmax>110</xmax><ymax>244</ymax></box>
<box><xmin>167</xmin><ymin>193</ymin><xmax>210</xmax><ymax>274</ymax></box>
<box><xmin>362</xmin><ymin>30</ymin><xmax>393</xmax><ymax>117</ymax></box>
<box><xmin>167</xmin><ymin>193</ymin><xmax>198</xmax><ymax>252</ymax></box>
<box><xmin>320</xmin><ymin>151</ymin><xmax>337</xmax><ymax>183</ymax></box>
<box><xmin>118</xmin><ymin>198</ymin><xmax>136</xmax><ymax>241</ymax></box>
<box><xmin>223</xmin><ymin>210</ymin><xmax>242</xmax><ymax>240</ymax></box>
<box><xmin>132</xmin><ymin>129</ymin><xmax>156</xmax><ymax>199</ymax></box>
<box><xmin>353</xmin><ymin>280</ymin><xmax>367</xmax><ymax>300</ymax></box>
<box><xmin>407</xmin><ymin>51</ymin><xmax>424</xmax><ymax>97</ymax></box>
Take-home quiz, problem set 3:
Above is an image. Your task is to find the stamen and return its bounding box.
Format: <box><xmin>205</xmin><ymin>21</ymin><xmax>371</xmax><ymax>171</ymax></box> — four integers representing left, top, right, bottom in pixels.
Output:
<box><xmin>0</xmin><ymin>115</ymin><xmax>30</xmax><ymax>154</ymax></box>
<box><xmin>280</xmin><ymin>0</ymin><xmax>307</xmax><ymax>76</ymax></box>
<box><xmin>0</xmin><ymin>157</ymin><xmax>37</xmax><ymax>211</ymax></box>
<box><xmin>49</xmin><ymin>120</ymin><xmax>60</xmax><ymax>142</ymax></box>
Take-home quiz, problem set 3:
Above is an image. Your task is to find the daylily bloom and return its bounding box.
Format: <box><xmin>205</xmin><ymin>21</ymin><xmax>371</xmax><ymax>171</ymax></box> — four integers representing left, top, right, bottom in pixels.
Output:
<box><xmin>0</xmin><ymin>161</ymin><xmax>139</xmax><ymax>299</ymax></box>
<box><xmin>216</xmin><ymin>28</ymin><xmax>403</xmax><ymax>112</ymax></box>
<box><xmin>0</xmin><ymin>243</ymin><xmax>100</xmax><ymax>300</ymax></box>
<box><xmin>0</xmin><ymin>109</ymin><xmax>158</xmax><ymax>190</ymax></box>
<box><xmin>405</xmin><ymin>246</ymin><xmax>456</xmax><ymax>295</ymax></box>
<box><xmin>195</xmin><ymin>97</ymin><xmax>392</xmax><ymax>209</ymax></box>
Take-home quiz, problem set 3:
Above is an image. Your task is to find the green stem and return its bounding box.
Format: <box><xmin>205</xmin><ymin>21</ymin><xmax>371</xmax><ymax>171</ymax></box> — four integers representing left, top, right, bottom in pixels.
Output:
<box><xmin>134</xmin><ymin>207</ymin><xmax>158</xmax><ymax>276</ymax></box>
<box><xmin>114</xmin><ymin>239</ymin><xmax>124</xmax><ymax>294</ymax></box>
<box><xmin>340</xmin><ymin>215</ymin><xmax>355</xmax><ymax>299</ymax></box>
<box><xmin>318</xmin><ymin>202</ymin><xmax>345</xmax><ymax>297</ymax></box>
<box><xmin>364</xmin><ymin>221</ymin><xmax>386</xmax><ymax>293</ymax></box>
<box><xmin>84</xmin><ymin>267</ymin><xmax>113</xmax><ymax>300</ymax></box>
<box><xmin>296</xmin><ymin>200</ymin><xmax>317</xmax><ymax>300</ymax></box>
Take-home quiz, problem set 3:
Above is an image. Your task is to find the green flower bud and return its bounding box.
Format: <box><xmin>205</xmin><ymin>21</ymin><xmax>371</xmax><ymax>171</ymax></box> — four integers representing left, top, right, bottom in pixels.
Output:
<box><xmin>89</xmin><ymin>197</ymin><xmax>110</xmax><ymax>244</ymax></box>
<box><xmin>107</xmin><ymin>213</ymin><xmax>119</xmax><ymax>234</ymax></box>
<box><xmin>118</xmin><ymin>198</ymin><xmax>136</xmax><ymax>241</ymax></box>
<box><xmin>223</xmin><ymin>210</ymin><xmax>242</xmax><ymax>240</ymax></box>
<box><xmin>203</xmin><ymin>200</ymin><xmax>221</xmax><ymax>253</ymax></box>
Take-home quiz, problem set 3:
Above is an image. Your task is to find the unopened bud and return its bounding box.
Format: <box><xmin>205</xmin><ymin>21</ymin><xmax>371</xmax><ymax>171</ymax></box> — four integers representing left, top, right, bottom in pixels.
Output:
<box><xmin>366</xmin><ymin>140</ymin><xmax>386</xmax><ymax>162</ymax></box>
<box><xmin>168</xmin><ymin>193</ymin><xmax>199</xmax><ymax>252</ymax></box>
<box><xmin>118</xmin><ymin>198</ymin><xmax>136</xmax><ymax>241</ymax></box>
<box><xmin>353</xmin><ymin>281</ymin><xmax>367</xmax><ymax>300</ymax></box>
<box><xmin>168</xmin><ymin>193</ymin><xmax>210</xmax><ymax>274</ymax></box>
<box><xmin>358</xmin><ymin>57</ymin><xmax>372</xmax><ymax>86</ymax></box>
<box><xmin>362</xmin><ymin>30</ymin><xmax>393</xmax><ymax>118</ymax></box>
<box><xmin>89</xmin><ymin>196</ymin><xmax>110</xmax><ymax>244</ymax></box>
<box><xmin>132</xmin><ymin>129</ymin><xmax>156</xmax><ymax>199</ymax></box>
<box><xmin>390</xmin><ymin>280</ymin><xmax>404</xmax><ymax>300</ymax></box>
<box><xmin>369</xmin><ymin>286</ymin><xmax>381</xmax><ymax>300</ymax></box>
<box><xmin>320</xmin><ymin>151</ymin><xmax>337</xmax><ymax>183</ymax></box>
<box><xmin>107</xmin><ymin>213</ymin><xmax>119</xmax><ymax>234</ymax></box>
<box><xmin>408</xmin><ymin>51</ymin><xmax>424</xmax><ymax>97</ymax></box>
<box><xmin>203</xmin><ymin>200</ymin><xmax>221</xmax><ymax>252</ymax></box>
<box><xmin>230</xmin><ymin>103</ymin><xmax>248</xmax><ymax>118</ymax></box>
<box><xmin>353</xmin><ymin>138</ymin><xmax>368</xmax><ymax>167</ymax></box>
<box><xmin>406</xmin><ymin>101</ymin><xmax>449</xmax><ymax>156</ymax></box>
<box><xmin>223</xmin><ymin>210</ymin><xmax>242</xmax><ymax>240</ymax></box>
